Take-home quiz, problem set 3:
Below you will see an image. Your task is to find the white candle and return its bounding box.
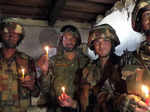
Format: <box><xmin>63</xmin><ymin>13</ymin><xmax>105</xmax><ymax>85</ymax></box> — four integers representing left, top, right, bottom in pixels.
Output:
<box><xmin>61</xmin><ymin>86</ymin><xmax>65</xmax><ymax>93</ymax></box>
<box><xmin>44</xmin><ymin>46</ymin><xmax>49</xmax><ymax>57</ymax></box>
<box><xmin>21</xmin><ymin>68</ymin><xmax>25</xmax><ymax>79</ymax></box>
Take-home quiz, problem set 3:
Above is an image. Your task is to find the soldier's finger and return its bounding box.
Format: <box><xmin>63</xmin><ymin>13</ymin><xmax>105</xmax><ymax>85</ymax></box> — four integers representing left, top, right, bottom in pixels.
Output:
<box><xmin>58</xmin><ymin>95</ymin><xmax>65</xmax><ymax>101</ymax></box>
<box><xmin>137</xmin><ymin>101</ymin><xmax>148</xmax><ymax>109</ymax></box>
<box><xmin>58</xmin><ymin>97</ymin><xmax>65</xmax><ymax>107</ymax></box>
<box><xmin>135</xmin><ymin>107</ymin><xmax>148</xmax><ymax>112</ymax></box>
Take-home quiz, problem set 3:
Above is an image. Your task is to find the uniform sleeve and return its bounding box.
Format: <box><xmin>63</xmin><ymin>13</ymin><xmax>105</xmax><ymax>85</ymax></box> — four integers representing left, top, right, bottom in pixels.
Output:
<box><xmin>28</xmin><ymin>58</ymin><xmax>40</xmax><ymax>97</ymax></box>
<box><xmin>17</xmin><ymin>52</ymin><xmax>40</xmax><ymax>97</ymax></box>
<box><xmin>38</xmin><ymin>60</ymin><xmax>53</xmax><ymax>96</ymax></box>
<box><xmin>81</xmin><ymin>65</ymin><xmax>92</xmax><ymax>85</ymax></box>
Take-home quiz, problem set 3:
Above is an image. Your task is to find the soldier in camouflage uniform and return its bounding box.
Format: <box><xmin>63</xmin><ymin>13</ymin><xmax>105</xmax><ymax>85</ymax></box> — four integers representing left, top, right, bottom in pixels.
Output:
<box><xmin>37</xmin><ymin>25</ymin><xmax>89</xmax><ymax>112</ymax></box>
<box><xmin>80</xmin><ymin>24</ymin><xmax>127</xmax><ymax>112</ymax></box>
<box><xmin>0</xmin><ymin>21</ymin><xmax>39</xmax><ymax>112</ymax></box>
<box><xmin>91</xmin><ymin>0</ymin><xmax>150</xmax><ymax>112</ymax></box>
<box><xmin>114</xmin><ymin>0</ymin><xmax>150</xmax><ymax>111</ymax></box>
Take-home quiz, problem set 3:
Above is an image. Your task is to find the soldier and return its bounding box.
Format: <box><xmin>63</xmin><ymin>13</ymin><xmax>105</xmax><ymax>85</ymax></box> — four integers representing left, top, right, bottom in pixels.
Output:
<box><xmin>0</xmin><ymin>21</ymin><xmax>39</xmax><ymax>112</ymax></box>
<box><xmin>88</xmin><ymin>0</ymin><xmax>150</xmax><ymax>111</ymax></box>
<box><xmin>114</xmin><ymin>0</ymin><xmax>150</xmax><ymax>111</ymax></box>
<box><xmin>80</xmin><ymin>24</ymin><xmax>127</xmax><ymax>112</ymax></box>
<box><xmin>37</xmin><ymin>25</ymin><xmax>89</xmax><ymax>112</ymax></box>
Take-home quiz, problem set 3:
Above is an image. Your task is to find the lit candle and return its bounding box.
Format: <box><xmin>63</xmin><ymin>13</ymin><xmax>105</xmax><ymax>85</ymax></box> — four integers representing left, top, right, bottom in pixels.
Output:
<box><xmin>141</xmin><ymin>85</ymin><xmax>150</xmax><ymax>105</ymax></box>
<box><xmin>44</xmin><ymin>46</ymin><xmax>49</xmax><ymax>57</ymax></box>
<box><xmin>61</xmin><ymin>86</ymin><xmax>66</xmax><ymax>99</ymax></box>
<box><xmin>21</xmin><ymin>68</ymin><xmax>25</xmax><ymax>79</ymax></box>
<box><xmin>61</xmin><ymin>86</ymin><xmax>65</xmax><ymax>93</ymax></box>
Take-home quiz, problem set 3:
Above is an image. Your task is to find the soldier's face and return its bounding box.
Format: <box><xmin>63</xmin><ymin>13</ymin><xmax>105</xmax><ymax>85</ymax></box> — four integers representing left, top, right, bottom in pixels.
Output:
<box><xmin>1</xmin><ymin>28</ymin><xmax>21</xmax><ymax>48</ymax></box>
<box><xmin>142</xmin><ymin>11</ymin><xmax>150</xmax><ymax>33</ymax></box>
<box><xmin>94</xmin><ymin>38</ymin><xmax>112</xmax><ymax>57</ymax></box>
<box><xmin>62</xmin><ymin>32</ymin><xmax>77</xmax><ymax>51</ymax></box>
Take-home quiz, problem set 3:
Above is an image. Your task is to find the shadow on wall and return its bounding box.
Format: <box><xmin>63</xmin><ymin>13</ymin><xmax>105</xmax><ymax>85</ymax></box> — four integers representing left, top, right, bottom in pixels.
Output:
<box><xmin>17</xmin><ymin>26</ymin><xmax>59</xmax><ymax>59</ymax></box>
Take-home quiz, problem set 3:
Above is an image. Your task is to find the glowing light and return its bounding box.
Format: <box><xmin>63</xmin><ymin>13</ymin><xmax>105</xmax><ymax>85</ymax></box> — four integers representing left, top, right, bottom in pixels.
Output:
<box><xmin>44</xmin><ymin>46</ymin><xmax>49</xmax><ymax>57</ymax></box>
<box><xmin>142</xmin><ymin>85</ymin><xmax>149</xmax><ymax>98</ymax></box>
<box><xmin>61</xmin><ymin>86</ymin><xmax>65</xmax><ymax>93</ymax></box>
<box><xmin>21</xmin><ymin>68</ymin><xmax>25</xmax><ymax>79</ymax></box>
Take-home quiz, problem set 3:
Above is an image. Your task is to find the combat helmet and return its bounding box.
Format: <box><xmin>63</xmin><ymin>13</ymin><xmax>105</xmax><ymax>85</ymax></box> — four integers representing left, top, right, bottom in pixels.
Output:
<box><xmin>132</xmin><ymin>0</ymin><xmax>150</xmax><ymax>32</ymax></box>
<box><xmin>60</xmin><ymin>25</ymin><xmax>81</xmax><ymax>47</ymax></box>
<box><xmin>88</xmin><ymin>24</ymin><xmax>120</xmax><ymax>50</ymax></box>
<box><xmin>0</xmin><ymin>21</ymin><xmax>24</xmax><ymax>42</ymax></box>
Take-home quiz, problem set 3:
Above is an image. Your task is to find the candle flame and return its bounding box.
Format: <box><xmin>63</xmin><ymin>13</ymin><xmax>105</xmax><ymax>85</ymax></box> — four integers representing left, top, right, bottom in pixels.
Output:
<box><xmin>21</xmin><ymin>68</ymin><xmax>25</xmax><ymax>79</ymax></box>
<box><xmin>142</xmin><ymin>85</ymin><xmax>149</xmax><ymax>98</ymax></box>
<box><xmin>61</xmin><ymin>86</ymin><xmax>65</xmax><ymax>93</ymax></box>
<box><xmin>44</xmin><ymin>46</ymin><xmax>49</xmax><ymax>56</ymax></box>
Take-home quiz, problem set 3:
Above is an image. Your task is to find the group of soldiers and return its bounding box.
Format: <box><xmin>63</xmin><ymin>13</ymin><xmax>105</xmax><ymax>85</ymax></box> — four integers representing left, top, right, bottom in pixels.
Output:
<box><xmin>0</xmin><ymin>0</ymin><xmax>150</xmax><ymax>112</ymax></box>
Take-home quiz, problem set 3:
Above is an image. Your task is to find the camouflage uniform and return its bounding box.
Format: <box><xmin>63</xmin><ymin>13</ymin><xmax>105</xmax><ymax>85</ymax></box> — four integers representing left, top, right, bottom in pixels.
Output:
<box><xmin>39</xmin><ymin>25</ymin><xmax>89</xmax><ymax>112</ymax></box>
<box><xmin>0</xmin><ymin>21</ymin><xmax>39</xmax><ymax>112</ymax></box>
<box><xmin>113</xmin><ymin>0</ymin><xmax>150</xmax><ymax>111</ymax></box>
<box><xmin>39</xmin><ymin>49</ymin><xmax>89</xmax><ymax>112</ymax></box>
<box><xmin>80</xmin><ymin>24</ymin><xmax>126</xmax><ymax>112</ymax></box>
<box><xmin>0</xmin><ymin>49</ymin><xmax>38</xmax><ymax>112</ymax></box>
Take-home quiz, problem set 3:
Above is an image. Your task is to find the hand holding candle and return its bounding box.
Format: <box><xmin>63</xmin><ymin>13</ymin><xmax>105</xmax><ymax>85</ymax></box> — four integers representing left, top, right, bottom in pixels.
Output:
<box><xmin>58</xmin><ymin>86</ymin><xmax>77</xmax><ymax>108</ymax></box>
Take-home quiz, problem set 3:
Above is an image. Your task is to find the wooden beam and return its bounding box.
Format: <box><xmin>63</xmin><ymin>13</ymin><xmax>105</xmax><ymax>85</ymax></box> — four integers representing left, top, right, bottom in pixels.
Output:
<box><xmin>59</xmin><ymin>10</ymin><xmax>97</xmax><ymax>21</ymax></box>
<box><xmin>48</xmin><ymin>0</ymin><xmax>66</xmax><ymax>26</ymax></box>
<box><xmin>0</xmin><ymin>4</ymin><xmax>48</xmax><ymax>19</ymax></box>
<box><xmin>86</xmin><ymin>0</ymin><xmax>117</xmax><ymax>4</ymax></box>
<box><xmin>64</xmin><ymin>2</ymin><xmax>112</xmax><ymax>14</ymax></box>
<box><xmin>0</xmin><ymin>0</ymin><xmax>48</xmax><ymax>8</ymax></box>
<box><xmin>57</xmin><ymin>16</ymin><xmax>93</xmax><ymax>23</ymax></box>
<box><xmin>65</xmin><ymin>0</ymin><xmax>112</xmax><ymax>13</ymax></box>
<box><xmin>1</xmin><ymin>13</ymin><xmax>48</xmax><ymax>20</ymax></box>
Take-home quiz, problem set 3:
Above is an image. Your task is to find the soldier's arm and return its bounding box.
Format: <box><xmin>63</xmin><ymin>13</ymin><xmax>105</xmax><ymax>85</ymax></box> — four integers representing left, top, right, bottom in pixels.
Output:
<box><xmin>38</xmin><ymin>71</ymin><xmax>51</xmax><ymax>95</ymax></box>
<box><xmin>17</xmin><ymin>52</ymin><xmax>40</xmax><ymax>97</ymax></box>
<box><xmin>29</xmin><ymin>58</ymin><xmax>40</xmax><ymax>97</ymax></box>
<box><xmin>79</xmin><ymin>65</ymin><xmax>92</xmax><ymax>112</ymax></box>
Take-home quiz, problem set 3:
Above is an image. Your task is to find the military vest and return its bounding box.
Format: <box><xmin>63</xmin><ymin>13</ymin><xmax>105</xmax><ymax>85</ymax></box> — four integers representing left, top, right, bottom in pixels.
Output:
<box><xmin>51</xmin><ymin>51</ymin><xmax>88</xmax><ymax>98</ymax></box>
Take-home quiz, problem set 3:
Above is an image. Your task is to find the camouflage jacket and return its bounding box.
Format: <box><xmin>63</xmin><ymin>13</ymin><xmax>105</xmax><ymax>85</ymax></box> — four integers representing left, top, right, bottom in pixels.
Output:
<box><xmin>107</xmin><ymin>41</ymin><xmax>150</xmax><ymax>112</ymax></box>
<box><xmin>121</xmin><ymin>41</ymin><xmax>150</xmax><ymax>97</ymax></box>
<box><xmin>81</xmin><ymin>53</ymin><xmax>126</xmax><ymax>94</ymax></box>
<box><xmin>80</xmin><ymin>53</ymin><xmax>127</xmax><ymax>112</ymax></box>
<box><xmin>0</xmin><ymin>49</ymin><xmax>39</xmax><ymax>112</ymax></box>
<box><xmin>39</xmin><ymin>48</ymin><xmax>89</xmax><ymax>112</ymax></box>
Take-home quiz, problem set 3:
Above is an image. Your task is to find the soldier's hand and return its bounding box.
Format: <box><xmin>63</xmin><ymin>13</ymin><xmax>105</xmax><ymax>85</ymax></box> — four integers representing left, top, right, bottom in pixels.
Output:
<box><xmin>37</xmin><ymin>54</ymin><xmax>49</xmax><ymax>75</ymax></box>
<box><xmin>20</xmin><ymin>75</ymin><xmax>35</xmax><ymax>90</ymax></box>
<box><xmin>58</xmin><ymin>93</ymin><xmax>77</xmax><ymax>109</ymax></box>
<box><xmin>115</xmin><ymin>94</ymin><xmax>150</xmax><ymax>112</ymax></box>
